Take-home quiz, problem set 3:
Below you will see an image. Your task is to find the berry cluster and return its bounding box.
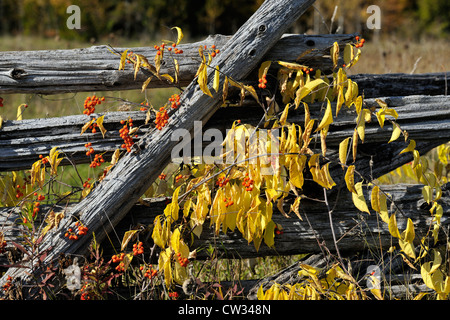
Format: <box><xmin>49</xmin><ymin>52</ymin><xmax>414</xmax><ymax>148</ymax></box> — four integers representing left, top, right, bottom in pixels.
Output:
<box><xmin>64</xmin><ymin>221</ymin><xmax>88</xmax><ymax>241</ymax></box>
<box><xmin>275</xmin><ymin>225</ymin><xmax>284</xmax><ymax>235</ymax></box>
<box><xmin>39</xmin><ymin>154</ymin><xmax>49</xmax><ymax>164</ymax></box>
<box><xmin>84</xmin><ymin>142</ymin><xmax>94</xmax><ymax>156</ymax></box>
<box><xmin>204</xmin><ymin>44</ymin><xmax>220</xmax><ymax>58</ymax></box>
<box><xmin>223</xmin><ymin>197</ymin><xmax>234</xmax><ymax>208</ymax></box>
<box><xmin>354</xmin><ymin>36</ymin><xmax>365</xmax><ymax>48</ymax></box>
<box><xmin>176</xmin><ymin>252</ymin><xmax>189</xmax><ymax>267</ymax></box>
<box><xmin>0</xmin><ymin>97</ymin><xmax>3</xmax><ymax>107</ymax></box>
<box><xmin>83</xmin><ymin>95</ymin><xmax>105</xmax><ymax>115</ymax></box>
<box><xmin>216</xmin><ymin>176</ymin><xmax>229</xmax><ymax>188</ymax></box>
<box><xmin>242</xmin><ymin>174</ymin><xmax>254</xmax><ymax>191</ymax></box>
<box><xmin>2</xmin><ymin>276</ymin><xmax>13</xmax><ymax>292</ymax></box>
<box><xmin>169</xmin><ymin>94</ymin><xmax>181</xmax><ymax>109</ymax></box>
<box><xmin>83</xmin><ymin>178</ymin><xmax>91</xmax><ymax>189</ymax></box>
<box><xmin>80</xmin><ymin>286</ymin><xmax>93</xmax><ymax>300</ymax></box>
<box><xmin>175</xmin><ymin>174</ymin><xmax>184</xmax><ymax>183</ymax></box>
<box><xmin>258</xmin><ymin>74</ymin><xmax>267</xmax><ymax>89</ymax></box>
<box><xmin>89</xmin><ymin>153</ymin><xmax>105</xmax><ymax>168</ymax></box>
<box><xmin>132</xmin><ymin>241</ymin><xmax>144</xmax><ymax>256</ymax></box>
<box><xmin>15</xmin><ymin>184</ymin><xmax>25</xmax><ymax>199</ymax></box>
<box><xmin>140</xmin><ymin>102</ymin><xmax>149</xmax><ymax>112</ymax></box>
<box><xmin>112</xmin><ymin>252</ymin><xmax>125</xmax><ymax>272</ymax></box>
<box><xmin>119</xmin><ymin>119</ymin><xmax>135</xmax><ymax>152</ymax></box>
<box><xmin>302</xmin><ymin>67</ymin><xmax>314</xmax><ymax>74</ymax></box>
<box><xmin>154</xmin><ymin>42</ymin><xmax>184</xmax><ymax>56</ymax></box>
<box><xmin>168</xmin><ymin>291</ymin><xmax>179</xmax><ymax>299</ymax></box>
<box><xmin>155</xmin><ymin>107</ymin><xmax>169</xmax><ymax>130</ymax></box>
<box><xmin>141</xmin><ymin>265</ymin><xmax>158</xmax><ymax>279</ymax></box>
<box><xmin>159</xmin><ymin>173</ymin><xmax>167</xmax><ymax>180</ymax></box>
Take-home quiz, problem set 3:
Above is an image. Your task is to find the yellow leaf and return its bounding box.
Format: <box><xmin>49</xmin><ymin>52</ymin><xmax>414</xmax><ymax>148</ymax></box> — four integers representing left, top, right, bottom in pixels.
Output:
<box><xmin>400</xmin><ymin>139</ymin><xmax>416</xmax><ymax>154</ymax></box>
<box><xmin>222</xmin><ymin>76</ymin><xmax>229</xmax><ymax>103</ymax></box>
<box><xmin>280</xmin><ymin>104</ymin><xmax>290</xmax><ymax>126</ymax></box>
<box><xmin>263</xmin><ymin>220</ymin><xmax>276</xmax><ymax>248</ymax></box>
<box><xmin>339</xmin><ymin>137</ymin><xmax>351</xmax><ymax>168</ymax></box>
<box><xmin>197</xmin><ymin>61</ymin><xmax>213</xmax><ymax>98</ymax></box>
<box><xmin>343</xmin><ymin>43</ymin><xmax>354</xmax><ymax>66</ymax></box>
<box><xmin>96</xmin><ymin>115</ymin><xmax>107</xmax><ymax>138</ymax></box>
<box><xmin>244</xmin><ymin>85</ymin><xmax>260</xmax><ymax>104</ymax></box>
<box><xmin>356</xmin><ymin>109</ymin><xmax>370</xmax><ymax>143</ymax></box>
<box><xmin>16</xmin><ymin>104</ymin><xmax>27</xmax><ymax>121</ymax></box>
<box><xmin>277</xmin><ymin>61</ymin><xmax>308</xmax><ymax>70</ymax></box>
<box><xmin>141</xmin><ymin>76</ymin><xmax>153</xmax><ymax>92</ymax></box>
<box><xmin>336</xmin><ymin>85</ymin><xmax>344</xmax><ymax>116</ymax></box>
<box><xmin>352</xmin><ymin>129</ymin><xmax>358</xmax><ymax>163</ymax></box>
<box><xmin>388</xmin><ymin>213</ymin><xmax>400</xmax><ymax>238</ymax></box>
<box><xmin>152</xmin><ymin>215</ymin><xmax>167</xmax><ymax>248</ymax></box>
<box><xmin>183</xmin><ymin>198</ymin><xmax>192</xmax><ymax>217</ymax></box>
<box><xmin>0</xmin><ymin>115</ymin><xmax>3</xmax><ymax>130</ymax></box>
<box><xmin>258</xmin><ymin>61</ymin><xmax>272</xmax><ymax>82</ymax></box>
<box><xmin>295</xmin><ymin>79</ymin><xmax>326</xmax><ymax>105</ymax></box>
<box><xmin>160</xmin><ymin>73</ymin><xmax>174</xmax><ymax>83</ymax></box>
<box><xmin>164</xmin><ymin>186</ymin><xmax>181</xmax><ymax>222</ymax></box>
<box><xmin>41</xmin><ymin>210</ymin><xmax>64</xmax><ymax>236</ymax></box>
<box><xmin>352</xmin><ymin>182</ymin><xmax>370</xmax><ymax>213</ymax></box>
<box><xmin>388</xmin><ymin>122</ymin><xmax>402</xmax><ymax>143</ymax></box>
<box><xmin>171</xmin><ymin>26</ymin><xmax>184</xmax><ymax>45</ymax></box>
<box><xmin>331</xmin><ymin>41</ymin><xmax>339</xmax><ymax>69</ymax></box>
<box><xmin>121</xmin><ymin>229</ymin><xmax>139</xmax><ymax>251</ymax></box>
<box><xmin>290</xmin><ymin>196</ymin><xmax>302</xmax><ymax>220</ymax></box>
<box><xmin>402</xmin><ymin>218</ymin><xmax>416</xmax><ymax>244</ymax></box>
<box><xmin>134</xmin><ymin>53</ymin><xmax>141</xmax><ymax>80</ymax></box>
<box><xmin>371</xmin><ymin>186</ymin><xmax>389</xmax><ymax>223</ymax></box>
<box><xmin>422</xmin><ymin>185</ymin><xmax>433</xmax><ymax>204</ymax></box>
<box><xmin>345</xmin><ymin>165</ymin><xmax>357</xmax><ymax>193</ymax></box>
<box><xmin>110</xmin><ymin>149</ymin><xmax>121</xmax><ymax>165</ymax></box>
<box><xmin>81</xmin><ymin>118</ymin><xmax>95</xmax><ymax>135</ymax></box>
<box><xmin>315</xmin><ymin>98</ymin><xmax>333</xmax><ymax>132</ymax></box>
<box><xmin>213</xmin><ymin>66</ymin><xmax>220</xmax><ymax>92</ymax></box>
<box><xmin>119</xmin><ymin>49</ymin><xmax>128</xmax><ymax>70</ymax></box>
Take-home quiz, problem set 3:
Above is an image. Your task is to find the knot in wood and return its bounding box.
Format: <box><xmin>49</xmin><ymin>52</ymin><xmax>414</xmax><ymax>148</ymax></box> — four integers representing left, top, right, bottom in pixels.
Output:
<box><xmin>8</xmin><ymin>68</ymin><xmax>27</xmax><ymax>80</ymax></box>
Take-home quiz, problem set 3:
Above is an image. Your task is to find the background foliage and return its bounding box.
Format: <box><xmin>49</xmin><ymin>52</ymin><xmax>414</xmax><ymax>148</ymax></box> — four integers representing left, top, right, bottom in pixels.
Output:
<box><xmin>0</xmin><ymin>0</ymin><xmax>449</xmax><ymax>42</ymax></box>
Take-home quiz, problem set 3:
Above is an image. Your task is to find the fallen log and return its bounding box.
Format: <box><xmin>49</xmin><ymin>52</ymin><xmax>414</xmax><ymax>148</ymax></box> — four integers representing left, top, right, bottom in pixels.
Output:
<box><xmin>0</xmin><ymin>0</ymin><xmax>317</xmax><ymax>298</ymax></box>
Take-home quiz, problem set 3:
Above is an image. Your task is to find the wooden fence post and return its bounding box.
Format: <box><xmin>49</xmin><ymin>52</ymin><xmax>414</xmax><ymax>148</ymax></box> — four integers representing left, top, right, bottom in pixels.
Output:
<box><xmin>0</xmin><ymin>0</ymin><xmax>316</xmax><ymax>297</ymax></box>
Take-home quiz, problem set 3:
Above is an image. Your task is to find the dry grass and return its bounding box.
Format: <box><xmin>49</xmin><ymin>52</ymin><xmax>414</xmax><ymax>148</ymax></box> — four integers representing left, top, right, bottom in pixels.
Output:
<box><xmin>348</xmin><ymin>36</ymin><xmax>450</xmax><ymax>75</ymax></box>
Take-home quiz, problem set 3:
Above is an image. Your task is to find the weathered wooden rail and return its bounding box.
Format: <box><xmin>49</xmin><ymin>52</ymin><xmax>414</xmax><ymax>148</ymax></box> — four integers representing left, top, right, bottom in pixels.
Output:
<box><xmin>1</xmin><ymin>94</ymin><xmax>448</xmax><ymax>171</ymax></box>
<box><xmin>0</xmin><ymin>0</ymin><xmax>449</xmax><ymax>300</ymax></box>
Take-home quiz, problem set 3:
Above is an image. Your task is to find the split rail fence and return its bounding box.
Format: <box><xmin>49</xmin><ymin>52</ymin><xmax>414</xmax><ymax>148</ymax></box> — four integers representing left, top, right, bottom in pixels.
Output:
<box><xmin>0</xmin><ymin>0</ymin><xmax>449</xmax><ymax>299</ymax></box>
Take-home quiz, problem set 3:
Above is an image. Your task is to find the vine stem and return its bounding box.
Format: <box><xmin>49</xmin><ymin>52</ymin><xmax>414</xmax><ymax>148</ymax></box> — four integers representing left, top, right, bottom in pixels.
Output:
<box><xmin>322</xmin><ymin>187</ymin><xmax>347</xmax><ymax>273</ymax></box>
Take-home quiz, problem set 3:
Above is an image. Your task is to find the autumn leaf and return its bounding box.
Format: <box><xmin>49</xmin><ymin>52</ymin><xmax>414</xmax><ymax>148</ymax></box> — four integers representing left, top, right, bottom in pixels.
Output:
<box><xmin>171</xmin><ymin>26</ymin><xmax>184</xmax><ymax>45</ymax></box>
<box><xmin>213</xmin><ymin>66</ymin><xmax>220</xmax><ymax>93</ymax></box>
<box><xmin>388</xmin><ymin>122</ymin><xmax>403</xmax><ymax>143</ymax></box>
<box><xmin>400</xmin><ymin>139</ymin><xmax>416</xmax><ymax>154</ymax></box>
<box><xmin>121</xmin><ymin>229</ymin><xmax>139</xmax><ymax>251</ymax></box>
<box><xmin>96</xmin><ymin>115</ymin><xmax>107</xmax><ymax>138</ymax></box>
<box><xmin>331</xmin><ymin>41</ymin><xmax>339</xmax><ymax>69</ymax></box>
<box><xmin>41</xmin><ymin>210</ymin><xmax>64</xmax><ymax>236</ymax></box>
<box><xmin>339</xmin><ymin>137</ymin><xmax>351</xmax><ymax>168</ymax></box>
<box><xmin>80</xmin><ymin>118</ymin><xmax>95</xmax><ymax>135</ymax></box>
<box><xmin>119</xmin><ymin>49</ymin><xmax>128</xmax><ymax>70</ymax></box>
<box><xmin>345</xmin><ymin>165</ymin><xmax>357</xmax><ymax>193</ymax></box>
<box><xmin>351</xmin><ymin>181</ymin><xmax>370</xmax><ymax>213</ymax></box>
<box><xmin>315</xmin><ymin>98</ymin><xmax>333</xmax><ymax>132</ymax></box>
